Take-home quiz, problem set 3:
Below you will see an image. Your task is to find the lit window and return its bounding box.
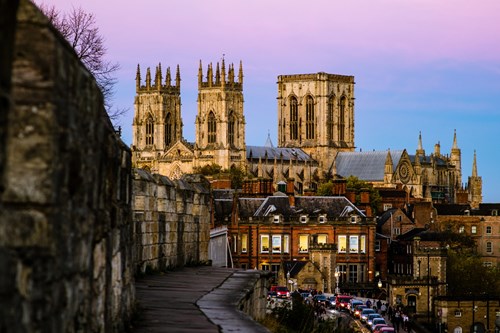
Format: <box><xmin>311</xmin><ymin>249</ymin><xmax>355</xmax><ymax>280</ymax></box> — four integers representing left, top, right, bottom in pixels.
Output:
<box><xmin>272</xmin><ymin>235</ymin><xmax>282</xmax><ymax>253</ymax></box>
<box><xmin>338</xmin><ymin>235</ymin><xmax>347</xmax><ymax>253</ymax></box>
<box><xmin>283</xmin><ymin>235</ymin><xmax>290</xmax><ymax>253</ymax></box>
<box><xmin>241</xmin><ymin>233</ymin><xmax>248</xmax><ymax>253</ymax></box>
<box><xmin>471</xmin><ymin>226</ymin><xmax>477</xmax><ymax>234</ymax></box>
<box><xmin>459</xmin><ymin>225</ymin><xmax>465</xmax><ymax>233</ymax></box>
<box><xmin>383</xmin><ymin>203</ymin><xmax>392</xmax><ymax>211</ymax></box>
<box><xmin>349</xmin><ymin>236</ymin><xmax>359</xmax><ymax>253</ymax></box>
<box><xmin>299</xmin><ymin>235</ymin><xmax>309</xmax><ymax>253</ymax></box>
<box><xmin>360</xmin><ymin>235</ymin><xmax>366</xmax><ymax>253</ymax></box>
<box><xmin>260</xmin><ymin>234</ymin><xmax>269</xmax><ymax>253</ymax></box>
<box><xmin>317</xmin><ymin>234</ymin><xmax>327</xmax><ymax>244</ymax></box>
<box><xmin>483</xmin><ymin>262</ymin><xmax>492</xmax><ymax>267</ymax></box>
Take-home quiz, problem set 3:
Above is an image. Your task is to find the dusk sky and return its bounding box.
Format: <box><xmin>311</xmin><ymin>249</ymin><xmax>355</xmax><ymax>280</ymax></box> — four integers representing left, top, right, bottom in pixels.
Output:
<box><xmin>40</xmin><ymin>0</ymin><xmax>500</xmax><ymax>202</ymax></box>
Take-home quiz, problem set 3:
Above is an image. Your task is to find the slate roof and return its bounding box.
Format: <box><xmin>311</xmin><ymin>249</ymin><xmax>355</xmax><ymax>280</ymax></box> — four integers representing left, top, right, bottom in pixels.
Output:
<box><xmin>246</xmin><ymin>145</ymin><xmax>313</xmax><ymax>162</ymax></box>
<box><xmin>434</xmin><ymin>204</ymin><xmax>471</xmax><ymax>215</ymax></box>
<box><xmin>335</xmin><ymin>150</ymin><xmax>403</xmax><ymax>181</ymax></box>
<box><xmin>282</xmin><ymin>261</ymin><xmax>307</xmax><ymax>278</ymax></box>
<box><xmin>377</xmin><ymin>208</ymin><xmax>399</xmax><ymax>227</ymax></box>
<box><xmin>239</xmin><ymin>195</ymin><xmax>366</xmax><ymax>218</ymax></box>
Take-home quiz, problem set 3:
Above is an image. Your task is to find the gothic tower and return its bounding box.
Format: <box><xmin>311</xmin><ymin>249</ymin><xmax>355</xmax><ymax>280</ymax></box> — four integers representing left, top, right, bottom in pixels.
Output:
<box><xmin>449</xmin><ymin>129</ymin><xmax>462</xmax><ymax>193</ymax></box>
<box><xmin>468</xmin><ymin>150</ymin><xmax>482</xmax><ymax>208</ymax></box>
<box><xmin>132</xmin><ymin>64</ymin><xmax>184</xmax><ymax>173</ymax></box>
<box><xmin>277</xmin><ymin>72</ymin><xmax>355</xmax><ymax>175</ymax></box>
<box><xmin>195</xmin><ymin>59</ymin><xmax>246</xmax><ymax>170</ymax></box>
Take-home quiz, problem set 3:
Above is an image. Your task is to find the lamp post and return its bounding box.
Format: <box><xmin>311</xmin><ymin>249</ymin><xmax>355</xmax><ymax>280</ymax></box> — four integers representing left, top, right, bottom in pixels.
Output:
<box><xmin>378</xmin><ymin>279</ymin><xmax>382</xmax><ymax>289</ymax></box>
<box><xmin>335</xmin><ymin>266</ymin><xmax>340</xmax><ymax>295</ymax></box>
<box><xmin>286</xmin><ymin>271</ymin><xmax>290</xmax><ymax>292</ymax></box>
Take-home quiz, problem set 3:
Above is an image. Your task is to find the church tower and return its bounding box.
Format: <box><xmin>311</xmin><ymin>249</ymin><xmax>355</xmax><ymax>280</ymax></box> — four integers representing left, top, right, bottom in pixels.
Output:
<box><xmin>132</xmin><ymin>64</ymin><xmax>183</xmax><ymax>172</ymax></box>
<box><xmin>195</xmin><ymin>59</ymin><xmax>246</xmax><ymax>170</ymax></box>
<box><xmin>449</xmin><ymin>129</ymin><xmax>462</xmax><ymax>192</ymax></box>
<box><xmin>468</xmin><ymin>150</ymin><xmax>482</xmax><ymax>209</ymax></box>
<box><xmin>277</xmin><ymin>72</ymin><xmax>355</xmax><ymax>175</ymax></box>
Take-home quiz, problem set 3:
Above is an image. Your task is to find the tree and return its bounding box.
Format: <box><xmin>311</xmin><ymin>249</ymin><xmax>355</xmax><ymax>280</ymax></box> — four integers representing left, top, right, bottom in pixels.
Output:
<box><xmin>36</xmin><ymin>3</ymin><xmax>126</xmax><ymax>122</ymax></box>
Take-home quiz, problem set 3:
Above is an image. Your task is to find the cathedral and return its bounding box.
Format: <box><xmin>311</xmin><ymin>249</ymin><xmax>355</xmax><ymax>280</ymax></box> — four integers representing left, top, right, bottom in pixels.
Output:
<box><xmin>131</xmin><ymin>60</ymin><xmax>481</xmax><ymax>205</ymax></box>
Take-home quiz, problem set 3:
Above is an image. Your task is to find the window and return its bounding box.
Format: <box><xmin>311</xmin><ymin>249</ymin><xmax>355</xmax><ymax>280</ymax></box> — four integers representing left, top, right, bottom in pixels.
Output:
<box><xmin>338</xmin><ymin>264</ymin><xmax>347</xmax><ymax>283</ymax></box>
<box><xmin>375</xmin><ymin>240</ymin><xmax>381</xmax><ymax>252</ymax></box>
<box><xmin>272</xmin><ymin>235</ymin><xmax>282</xmax><ymax>253</ymax></box>
<box><xmin>459</xmin><ymin>225</ymin><xmax>465</xmax><ymax>233</ymax></box>
<box><xmin>300</xmin><ymin>215</ymin><xmax>308</xmax><ymax>223</ymax></box>
<box><xmin>483</xmin><ymin>262</ymin><xmax>492</xmax><ymax>267</ymax></box>
<box><xmin>283</xmin><ymin>235</ymin><xmax>290</xmax><ymax>253</ymax></box>
<box><xmin>207</xmin><ymin>111</ymin><xmax>216</xmax><ymax>143</ymax></box>
<box><xmin>317</xmin><ymin>234</ymin><xmax>327</xmax><ymax>245</ymax></box>
<box><xmin>338</xmin><ymin>235</ymin><xmax>347</xmax><ymax>253</ymax></box>
<box><xmin>289</xmin><ymin>97</ymin><xmax>298</xmax><ymax>140</ymax></box>
<box><xmin>305</xmin><ymin>96</ymin><xmax>315</xmax><ymax>139</ymax></box>
<box><xmin>261</xmin><ymin>264</ymin><xmax>269</xmax><ymax>271</ymax></box>
<box><xmin>273</xmin><ymin>215</ymin><xmax>281</xmax><ymax>223</ymax></box>
<box><xmin>349</xmin><ymin>236</ymin><xmax>359</xmax><ymax>253</ymax></box>
<box><xmin>492</xmin><ymin>209</ymin><xmax>498</xmax><ymax>216</ymax></box>
<box><xmin>227</xmin><ymin>111</ymin><xmax>235</xmax><ymax>146</ymax></box>
<box><xmin>454</xmin><ymin>311</ymin><xmax>462</xmax><ymax>318</ymax></box>
<box><xmin>299</xmin><ymin>234</ymin><xmax>309</xmax><ymax>253</ymax></box>
<box><xmin>146</xmin><ymin>116</ymin><xmax>154</xmax><ymax>145</ymax></box>
<box><xmin>338</xmin><ymin>96</ymin><xmax>346</xmax><ymax>141</ymax></box>
<box><xmin>486</xmin><ymin>226</ymin><xmax>492</xmax><ymax>234</ymax></box>
<box><xmin>164</xmin><ymin>113</ymin><xmax>172</xmax><ymax>147</ymax></box>
<box><xmin>393</xmin><ymin>227</ymin><xmax>401</xmax><ymax>235</ymax></box>
<box><xmin>327</xmin><ymin>96</ymin><xmax>334</xmax><ymax>141</ymax></box>
<box><xmin>360</xmin><ymin>235</ymin><xmax>366</xmax><ymax>253</ymax></box>
<box><xmin>383</xmin><ymin>203</ymin><xmax>392</xmax><ymax>211</ymax></box>
<box><xmin>241</xmin><ymin>233</ymin><xmax>248</xmax><ymax>253</ymax></box>
<box><xmin>260</xmin><ymin>234</ymin><xmax>269</xmax><ymax>253</ymax></box>
<box><xmin>318</xmin><ymin>215</ymin><xmax>327</xmax><ymax>223</ymax></box>
<box><xmin>471</xmin><ymin>226</ymin><xmax>477</xmax><ymax>234</ymax></box>
<box><xmin>486</xmin><ymin>241</ymin><xmax>492</xmax><ymax>253</ymax></box>
<box><xmin>348</xmin><ymin>264</ymin><xmax>358</xmax><ymax>283</ymax></box>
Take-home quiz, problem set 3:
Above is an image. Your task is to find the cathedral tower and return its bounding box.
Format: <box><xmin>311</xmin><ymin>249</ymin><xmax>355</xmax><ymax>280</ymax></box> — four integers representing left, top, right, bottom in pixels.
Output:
<box><xmin>195</xmin><ymin>59</ymin><xmax>246</xmax><ymax>170</ymax></box>
<box><xmin>277</xmin><ymin>72</ymin><xmax>355</xmax><ymax>174</ymax></box>
<box><xmin>449</xmin><ymin>129</ymin><xmax>462</xmax><ymax>191</ymax></box>
<box><xmin>468</xmin><ymin>150</ymin><xmax>482</xmax><ymax>208</ymax></box>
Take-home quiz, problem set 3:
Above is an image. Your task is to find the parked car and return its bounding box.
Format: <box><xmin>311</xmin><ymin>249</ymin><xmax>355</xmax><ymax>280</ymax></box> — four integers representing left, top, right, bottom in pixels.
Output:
<box><xmin>313</xmin><ymin>294</ymin><xmax>329</xmax><ymax>306</ymax></box>
<box><xmin>360</xmin><ymin>308</ymin><xmax>376</xmax><ymax>323</ymax></box>
<box><xmin>374</xmin><ymin>326</ymin><xmax>395</xmax><ymax>333</ymax></box>
<box><xmin>335</xmin><ymin>295</ymin><xmax>353</xmax><ymax>311</ymax></box>
<box><xmin>369</xmin><ymin>318</ymin><xmax>387</xmax><ymax>331</ymax></box>
<box><xmin>327</xmin><ymin>296</ymin><xmax>336</xmax><ymax>308</ymax></box>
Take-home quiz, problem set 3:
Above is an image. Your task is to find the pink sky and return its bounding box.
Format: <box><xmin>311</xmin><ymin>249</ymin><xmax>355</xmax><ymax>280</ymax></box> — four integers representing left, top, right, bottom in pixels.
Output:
<box><xmin>37</xmin><ymin>0</ymin><xmax>500</xmax><ymax>201</ymax></box>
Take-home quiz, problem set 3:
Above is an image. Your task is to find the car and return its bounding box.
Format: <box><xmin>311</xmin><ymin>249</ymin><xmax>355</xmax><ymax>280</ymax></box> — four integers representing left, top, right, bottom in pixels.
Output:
<box><xmin>274</xmin><ymin>286</ymin><xmax>290</xmax><ymax>298</ymax></box>
<box><xmin>360</xmin><ymin>308</ymin><xmax>376</xmax><ymax>323</ymax></box>
<box><xmin>372</xmin><ymin>323</ymin><xmax>389</xmax><ymax>333</ymax></box>
<box><xmin>353</xmin><ymin>304</ymin><xmax>367</xmax><ymax>319</ymax></box>
<box><xmin>335</xmin><ymin>295</ymin><xmax>353</xmax><ymax>311</ymax></box>
<box><xmin>327</xmin><ymin>296</ymin><xmax>336</xmax><ymax>308</ymax></box>
<box><xmin>374</xmin><ymin>327</ymin><xmax>395</xmax><ymax>333</ymax></box>
<box><xmin>313</xmin><ymin>294</ymin><xmax>329</xmax><ymax>306</ymax></box>
<box><xmin>300</xmin><ymin>292</ymin><xmax>312</xmax><ymax>300</ymax></box>
<box><xmin>349</xmin><ymin>299</ymin><xmax>364</xmax><ymax>313</ymax></box>
<box><xmin>366</xmin><ymin>313</ymin><xmax>382</xmax><ymax>327</ymax></box>
<box><xmin>369</xmin><ymin>317</ymin><xmax>386</xmax><ymax>330</ymax></box>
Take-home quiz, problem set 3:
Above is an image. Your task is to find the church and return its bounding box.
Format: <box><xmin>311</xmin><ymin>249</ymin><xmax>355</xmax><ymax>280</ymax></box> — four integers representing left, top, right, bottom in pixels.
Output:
<box><xmin>131</xmin><ymin>59</ymin><xmax>481</xmax><ymax>205</ymax></box>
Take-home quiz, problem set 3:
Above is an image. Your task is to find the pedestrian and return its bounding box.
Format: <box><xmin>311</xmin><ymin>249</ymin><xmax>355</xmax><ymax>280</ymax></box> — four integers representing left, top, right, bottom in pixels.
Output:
<box><xmin>377</xmin><ymin>299</ymin><xmax>382</xmax><ymax>311</ymax></box>
<box><xmin>381</xmin><ymin>303</ymin><xmax>387</xmax><ymax>316</ymax></box>
<box><xmin>402</xmin><ymin>313</ymin><xmax>409</xmax><ymax>331</ymax></box>
<box><xmin>394</xmin><ymin>310</ymin><xmax>401</xmax><ymax>332</ymax></box>
<box><xmin>388</xmin><ymin>305</ymin><xmax>393</xmax><ymax>321</ymax></box>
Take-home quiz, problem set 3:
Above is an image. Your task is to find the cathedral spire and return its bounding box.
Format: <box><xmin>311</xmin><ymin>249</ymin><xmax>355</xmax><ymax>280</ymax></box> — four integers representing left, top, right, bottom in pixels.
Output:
<box><xmin>166</xmin><ymin>67</ymin><xmax>171</xmax><ymax>87</ymax></box>
<box><xmin>135</xmin><ymin>64</ymin><xmax>141</xmax><ymax>91</ymax></box>
<box><xmin>215</xmin><ymin>62</ymin><xmax>220</xmax><ymax>85</ymax></box>
<box><xmin>145</xmin><ymin>67</ymin><xmax>151</xmax><ymax>90</ymax></box>
<box><xmin>175</xmin><ymin>64</ymin><xmax>181</xmax><ymax>88</ymax></box>
<box><xmin>416</xmin><ymin>131</ymin><xmax>425</xmax><ymax>156</ymax></box>
<box><xmin>238</xmin><ymin>60</ymin><xmax>243</xmax><ymax>86</ymax></box>
<box><xmin>198</xmin><ymin>60</ymin><xmax>203</xmax><ymax>88</ymax></box>
<box><xmin>265</xmin><ymin>130</ymin><xmax>274</xmax><ymax>148</ymax></box>
<box><xmin>452</xmin><ymin>129</ymin><xmax>458</xmax><ymax>150</ymax></box>
<box><xmin>221</xmin><ymin>58</ymin><xmax>226</xmax><ymax>88</ymax></box>
<box><xmin>384</xmin><ymin>150</ymin><xmax>393</xmax><ymax>184</ymax></box>
<box><xmin>472</xmin><ymin>150</ymin><xmax>478</xmax><ymax>177</ymax></box>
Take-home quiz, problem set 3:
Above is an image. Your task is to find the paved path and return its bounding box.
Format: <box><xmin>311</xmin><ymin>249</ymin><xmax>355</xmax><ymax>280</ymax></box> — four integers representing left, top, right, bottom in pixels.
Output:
<box><xmin>131</xmin><ymin>266</ymin><xmax>270</xmax><ymax>333</ymax></box>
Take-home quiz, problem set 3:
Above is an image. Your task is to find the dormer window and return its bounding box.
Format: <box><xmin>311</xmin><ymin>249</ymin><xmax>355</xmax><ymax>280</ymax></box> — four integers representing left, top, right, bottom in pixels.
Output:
<box><xmin>273</xmin><ymin>215</ymin><xmax>281</xmax><ymax>223</ymax></box>
<box><xmin>300</xmin><ymin>215</ymin><xmax>309</xmax><ymax>223</ymax></box>
<box><xmin>318</xmin><ymin>214</ymin><xmax>327</xmax><ymax>223</ymax></box>
<box><xmin>492</xmin><ymin>209</ymin><xmax>498</xmax><ymax>216</ymax></box>
<box><xmin>454</xmin><ymin>310</ymin><xmax>462</xmax><ymax>317</ymax></box>
<box><xmin>350</xmin><ymin>215</ymin><xmax>358</xmax><ymax>223</ymax></box>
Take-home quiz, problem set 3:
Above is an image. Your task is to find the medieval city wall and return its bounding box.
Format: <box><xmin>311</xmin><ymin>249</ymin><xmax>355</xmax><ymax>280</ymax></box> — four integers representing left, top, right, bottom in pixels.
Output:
<box><xmin>0</xmin><ymin>1</ymin><xmax>134</xmax><ymax>332</ymax></box>
<box><xmin>132</xmin><ymin>170</ymin><xmax>211</xmax><ymax>272</ymax></box>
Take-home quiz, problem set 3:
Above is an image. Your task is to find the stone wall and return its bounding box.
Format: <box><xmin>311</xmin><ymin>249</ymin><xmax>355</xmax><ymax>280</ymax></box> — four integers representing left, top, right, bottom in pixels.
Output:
<box><xmin>0</xmin><ymin>1</ymin><xmax>134</xmax><ymax>332</ymax></box>
<box><xmin>132</xmin><ymin>170</ymin><xmax>211</xmax><ymax>272</ymax></box>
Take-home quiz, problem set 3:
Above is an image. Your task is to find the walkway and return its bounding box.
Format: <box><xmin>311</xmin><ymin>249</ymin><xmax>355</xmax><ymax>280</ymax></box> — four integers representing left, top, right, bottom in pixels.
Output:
<box><xmin>131</xmin><ymin>266</ymin><xmax>270</xmax><ymax>333</ymax></box>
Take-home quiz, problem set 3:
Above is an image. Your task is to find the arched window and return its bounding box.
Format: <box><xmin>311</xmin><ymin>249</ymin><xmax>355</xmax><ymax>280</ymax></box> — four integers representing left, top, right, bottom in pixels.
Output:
<box><xmin>289</xmin><ymin>96</ymin><xmax>298</xmax><ymax>140</ymax></box>
<box><xmin>486</xmin><ymin>241</ymin><xmax>492</xmax><ymax>253</ymax></box>
<box><xmin>228</xmin><ymin>111</ymin><xmax>235</xmax><ymax>146</ymax></box>
<box><xmin>339</xmin><ymin>96</ymin><xmax>346</xmax><ymax>141</ymax></box>
<box><xmin>164</xmin><ymin>113</ymin><xmax>172</xmax><ymax>147</ymax></box>
<box><xmin>306</xmin><ymin>96</ymin><xmax>315</xmax><ymax>139</ymax></box>
<box><xmin>453</xmin><ymin>327</ymin><xmax>462</xmax><ymax>333</ymax></box>
<box><xmin>146</xmin><ymin>116</ymin><xmax>154</xmax><ymax>145</ymax></box>
<box><xmin>327</xmin><ymin>96</ymin><xmax>335</xmax><ymax>141</ymax></box>
<box><xmin>208</xmin><ymin>112</ymin><xmax>216</xmax><ymax>144</ymax></box>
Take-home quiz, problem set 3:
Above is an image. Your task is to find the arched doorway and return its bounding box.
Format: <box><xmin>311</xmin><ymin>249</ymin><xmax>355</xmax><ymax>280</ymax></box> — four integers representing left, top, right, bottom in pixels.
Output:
<box><xmin>471</xmin><ymin>322</ymin><xmax>485</xmax><ymax>333</ymax></box>
<box><xmin>407</xmin><ymin>294</ymin><xmax>417</xmax><ymax>314</ymax></box>
<box><xmin>453</xmin><ymin>327</ymin><xmax>462</xmax><ymax>333</ymax></box>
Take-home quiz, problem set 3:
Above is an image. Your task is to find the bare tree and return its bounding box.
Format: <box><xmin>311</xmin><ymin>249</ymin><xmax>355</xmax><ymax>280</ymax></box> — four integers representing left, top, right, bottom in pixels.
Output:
<box><xmin>37</xmin><ymin>3</ymin><xmax>127</xmax><ymax>122</ymax></box>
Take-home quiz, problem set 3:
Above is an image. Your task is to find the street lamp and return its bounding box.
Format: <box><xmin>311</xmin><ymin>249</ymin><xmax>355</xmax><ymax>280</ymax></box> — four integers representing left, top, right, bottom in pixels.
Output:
<box><xmin>286</xmin><ymin>271</ymin><xmax>290</xmax><ymax>292</ymax></box>
<box><xmin>377</xmin><ymin>279</ymin><xmax>382</xmax><ymax>289</ymax></box>
<box><xmin>335</xmin><ymin>266</ymin><xmax>340</xmax><ymax>295</ymax></box>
